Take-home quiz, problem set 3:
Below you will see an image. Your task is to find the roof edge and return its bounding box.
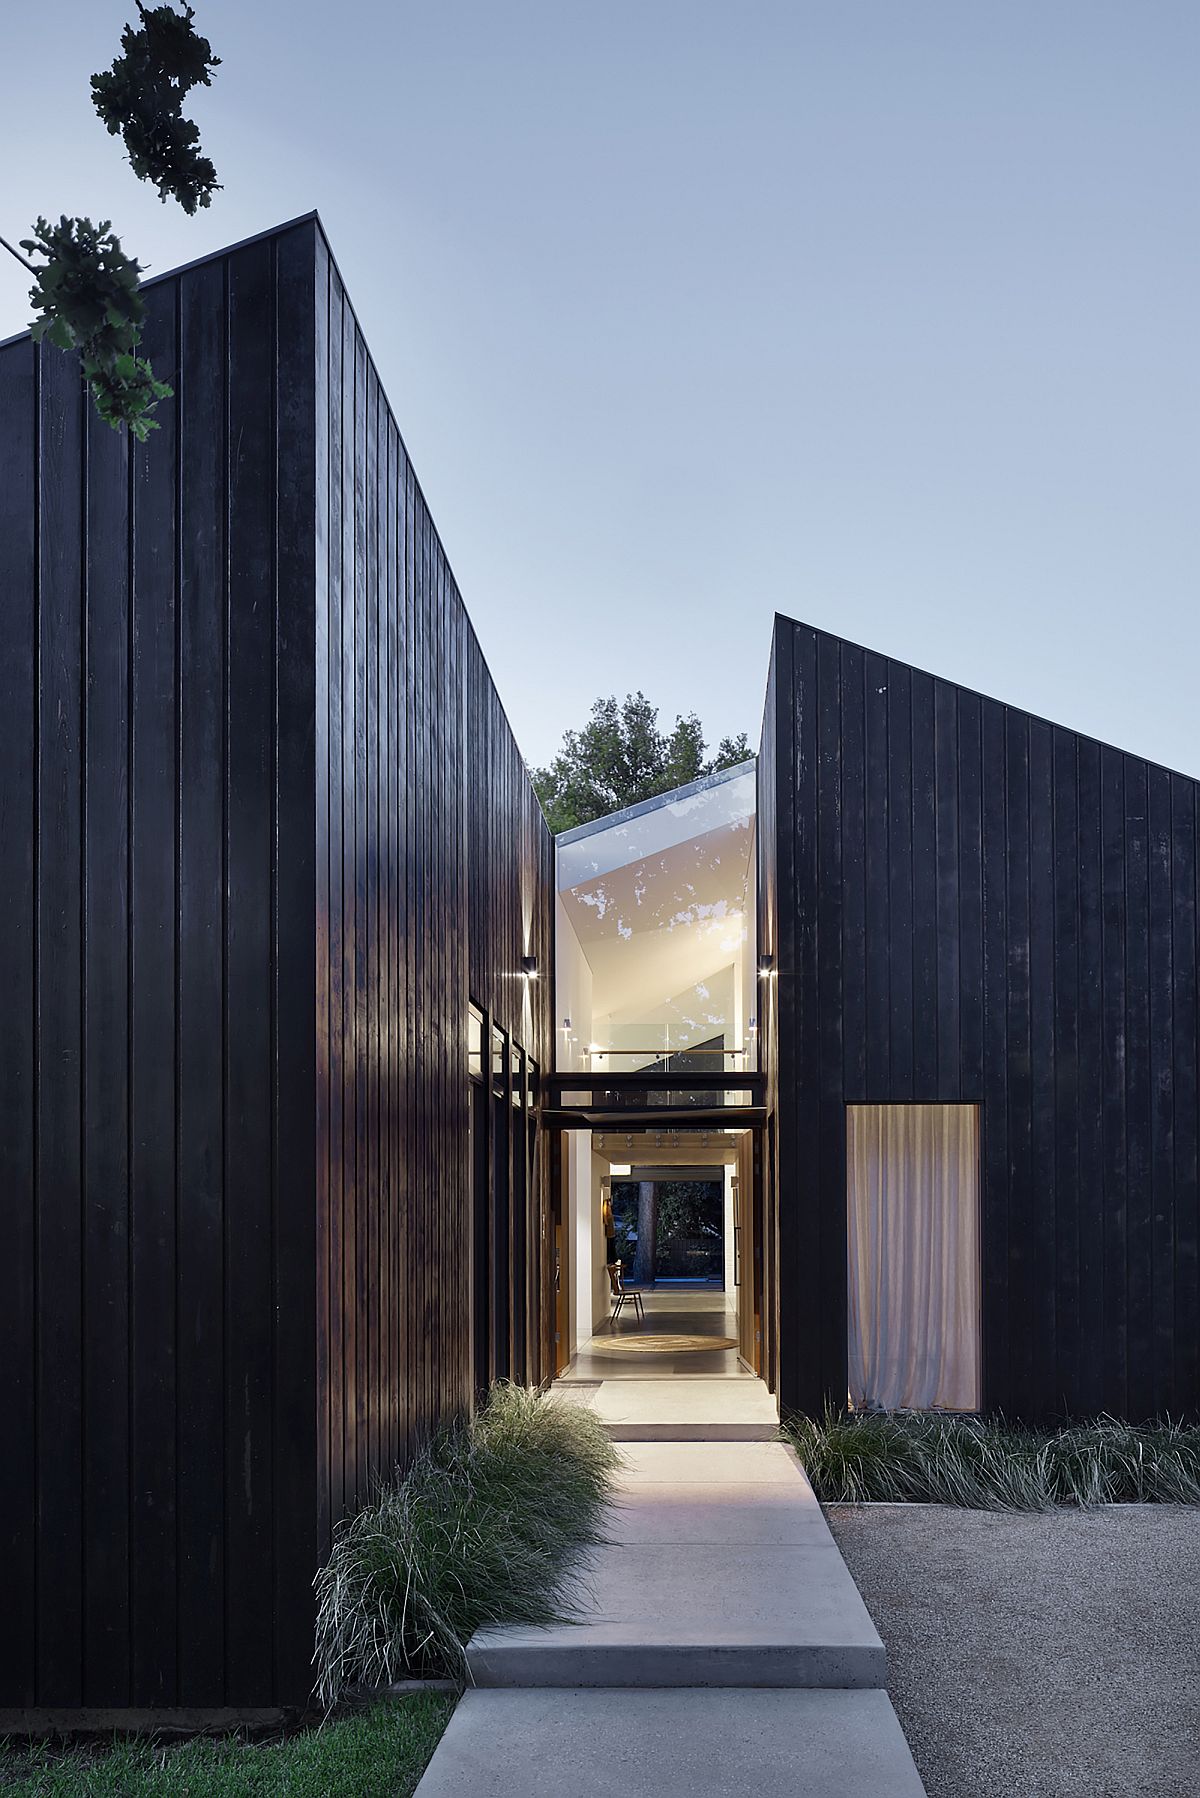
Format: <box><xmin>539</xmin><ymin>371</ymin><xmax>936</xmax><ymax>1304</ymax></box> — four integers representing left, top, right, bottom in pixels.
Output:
<box><xmin>556</xmin><ymin>757</ymin><xmax>757</xmax><ymax>847</ymax></box>
<box><xmin>0</xmin><ymin>211</ymin><xmax>324</xmax><ymax>355</ymax></box>
<box><xmin>773</xmin><ymin>607</ymin><xmax>1200</xmax><ymax>788</ymax></box>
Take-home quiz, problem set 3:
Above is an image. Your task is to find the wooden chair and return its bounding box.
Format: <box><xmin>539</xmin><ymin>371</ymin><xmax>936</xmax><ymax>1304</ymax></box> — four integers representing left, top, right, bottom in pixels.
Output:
<box><xmin>606</xmin><ymin>1260</ymin><xmax>645</xmax><ymax>1327</ymax></box>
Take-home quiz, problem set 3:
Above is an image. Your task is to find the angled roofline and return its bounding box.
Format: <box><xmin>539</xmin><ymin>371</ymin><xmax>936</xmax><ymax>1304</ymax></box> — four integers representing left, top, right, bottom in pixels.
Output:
<box><xmin>0</xmin><ymin>211</ymin><xmax>325</xmax><ymax>354</ymax></box>
<box><xmin>556</xmin><ymin>757</ymin><xmax>757</xmax><ymax>848</ymax></box>
<box><xmin>772</xmin><ymin>610</ymin><xmax>1200</xmax><ymax>787</ymax></box>
<box><xmin>1</xmin><ymin>211</ymin><xmax>549</xmax><ymax>813</ymax></box>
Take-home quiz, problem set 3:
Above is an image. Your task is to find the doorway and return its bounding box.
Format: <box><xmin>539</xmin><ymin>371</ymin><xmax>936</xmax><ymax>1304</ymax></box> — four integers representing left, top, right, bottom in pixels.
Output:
<box><xmin>553</xmin><ymin>1128</ymin><xmax>762</xmax><ymax>1384</ymax></box>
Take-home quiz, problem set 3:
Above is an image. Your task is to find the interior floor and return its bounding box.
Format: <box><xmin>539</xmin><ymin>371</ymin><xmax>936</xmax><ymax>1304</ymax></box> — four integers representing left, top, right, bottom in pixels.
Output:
<box><xmin>559</xmin><ymin>1288</ymin><xmax>751</xmax><ymax>1381</ymax></box>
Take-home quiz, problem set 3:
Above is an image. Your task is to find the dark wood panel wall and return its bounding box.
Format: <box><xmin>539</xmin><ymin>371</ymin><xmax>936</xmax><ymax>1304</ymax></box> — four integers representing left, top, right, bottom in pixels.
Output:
<box><xmin>313</xmin><ymin>231</ymin><xmax>553</xmax><ymax>1548</ymax></box>
<box><xmin>463</xmin><ymin>634</ymin><xmax>555</xmax><ymax>1386</ymax></box>
<box><xmin>0</xmin><ymin>222</ymin><xmax>320</xmax><ymax>1713</ymax></box>
<box><xmin>0</xmin><ymin>214</ymin><xmax>553</xmax><ymax>1713</ymax></box>
<box><xmin>755</xmin><ymin>648</ymin><xmax>782</xmax><ymax>1400</ymax></box>
<box><xmin>759</xmin><ymin>612</ymin><xmax>1200</xmax><ymax>1423</ymax></box>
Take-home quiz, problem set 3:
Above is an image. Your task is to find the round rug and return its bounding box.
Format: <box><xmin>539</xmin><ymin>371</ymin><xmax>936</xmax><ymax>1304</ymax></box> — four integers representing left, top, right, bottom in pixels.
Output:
<box><xmin>592</xmin><ymin>1333</ymin><xmax>738</xmax><ymax>1355</ymax></box>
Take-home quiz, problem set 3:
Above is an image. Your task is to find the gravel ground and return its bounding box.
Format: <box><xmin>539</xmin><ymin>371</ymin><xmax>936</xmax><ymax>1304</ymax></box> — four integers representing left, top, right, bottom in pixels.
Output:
<box><xmin>827</xmin><ymin>1504</ymin><xmax>1200</xmax><ymax>1798</ymax></box>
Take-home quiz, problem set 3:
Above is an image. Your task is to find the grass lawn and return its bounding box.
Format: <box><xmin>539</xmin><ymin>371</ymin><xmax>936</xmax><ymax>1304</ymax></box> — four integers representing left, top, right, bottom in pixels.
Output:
<box><xmin>0</xmin><ymin>1694</ymin><xmax>455</xmax><ymax>1798</ymax></box>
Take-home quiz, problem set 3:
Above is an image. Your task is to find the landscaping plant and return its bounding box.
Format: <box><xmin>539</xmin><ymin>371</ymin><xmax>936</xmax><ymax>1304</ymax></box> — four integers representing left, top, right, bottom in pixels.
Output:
<box><xmin>785</xmin><ymin>1406</ymin><xmax>1200</xmax><ymax>1510</ymax></box>
<box><xmin>313</xmin><ymin>1384</ymin><xmax>618</xmax><ymax>1702</ymax></box>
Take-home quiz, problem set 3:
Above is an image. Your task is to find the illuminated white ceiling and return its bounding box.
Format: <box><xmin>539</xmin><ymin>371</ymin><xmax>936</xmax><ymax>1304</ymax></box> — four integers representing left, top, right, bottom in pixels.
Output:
<box><xmin>557</xmin><ymin>765</ymin><xmax>756</xmax><ymax>1035</ymax></box>
<box><xmin>593</xmin><ymin>1129</ymin><xmax>749</xmax><ymax>1167</ymax></box>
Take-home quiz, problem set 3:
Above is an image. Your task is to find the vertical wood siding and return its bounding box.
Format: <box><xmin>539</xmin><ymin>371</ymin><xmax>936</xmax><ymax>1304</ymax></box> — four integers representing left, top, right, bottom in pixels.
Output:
<box><xmin>311</xmin><ymin>232</ymin><xmax>553</xmax><ymax>1544</ymax></box>
<box><xmin>0</xmin><ymin>221</ymin><xmax>319</xmax><ymax>1709</ymax></box>
<box><xmin>760</xmin><ymin>612</ymin><xmax>1200</xmax><ymax>1422</ymax></box>
<box><xmin>0</xmin><ymin>215</ymin><xmax>552</xmax><ymax>1711</ymax></box>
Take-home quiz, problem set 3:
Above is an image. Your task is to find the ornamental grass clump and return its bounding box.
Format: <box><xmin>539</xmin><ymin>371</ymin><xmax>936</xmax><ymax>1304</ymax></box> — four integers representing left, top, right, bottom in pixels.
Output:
<box><xmin>785</xmin><ymin>1406</ymin><xmax>1200</xmax><ymax>1511</ymax></box>
<box><xmin>313</xmin><ymin>1384</ymin><xmax>617</xmax><ymax>1704</ymax></box>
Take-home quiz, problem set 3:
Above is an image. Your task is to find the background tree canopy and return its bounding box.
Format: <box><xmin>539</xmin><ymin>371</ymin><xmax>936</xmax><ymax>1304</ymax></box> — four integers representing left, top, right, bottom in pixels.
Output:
<box><xmin>532</xmin><ymin>692</ymin><xmax>751</xmax><ymax>834</ymax></box>
<box><xmin>611</xmin><ymin>1179</ymin><xmax>724</xmax><ymax>1285</ymax></box>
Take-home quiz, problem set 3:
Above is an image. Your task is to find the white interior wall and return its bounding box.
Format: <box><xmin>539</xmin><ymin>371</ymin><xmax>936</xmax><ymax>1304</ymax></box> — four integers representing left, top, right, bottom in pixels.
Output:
<box><xmin>596</xmin><ymin>961</ymin><xmax>738</xmax><ymax>1061</ymax></box>
<box><xmin>555</xmin><ymin>892</ymin><xmax>592</xmax><ymax>1074</ymax></box>
<box><xmin>738</xmin><ymin>822</ymin><xmax>758</xmax><ymax>1067</ymax></box>
<box><xmin>564</xmin><ymin>1136</ymin><xmax>590</xmax><ymax>1352</ymax></box>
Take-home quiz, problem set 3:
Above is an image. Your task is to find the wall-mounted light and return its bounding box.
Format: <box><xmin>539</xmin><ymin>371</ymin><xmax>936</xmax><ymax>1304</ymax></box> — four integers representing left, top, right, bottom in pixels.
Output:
<box><xmin>748</xmin><ymin>1015</ymin><xmax>758</xmax><ymax>1032</ymax></box>
<box><xmin>521</xmin><ymin>954</ymin><xmax>538</xmax><ymax>979</ymax></box>
<box><xmin>610</xmin><ymin>1163</ymin><xmax>632</xmax><ymax>1176</ymax></box>
<box><xmin>758</xmin><ymin>953</ymin><xmax>774</xmax><ymax>976</ymax></box>
<box><xmin>561</xmin><ymin>1015</ymin><xmax>572</xmax><ymax>1032</ymax></box>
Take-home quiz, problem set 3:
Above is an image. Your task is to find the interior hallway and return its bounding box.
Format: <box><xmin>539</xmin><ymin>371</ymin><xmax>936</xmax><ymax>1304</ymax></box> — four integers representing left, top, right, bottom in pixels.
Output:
<box><xmin>553</xmin><ymin>1289</ymin><xmax>776</xmax><ymax>1440</ymax></box>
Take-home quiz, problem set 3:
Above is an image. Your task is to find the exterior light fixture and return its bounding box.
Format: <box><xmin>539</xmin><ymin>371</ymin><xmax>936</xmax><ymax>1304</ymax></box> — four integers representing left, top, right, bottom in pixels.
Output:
<box><xmin>758</xmin><ymin>953</ymin><xmax>774</xmax><ymax>975</ymax></box>
<box><xmin>521</xmin><ymin>954</ymin><xmax>538</xmax><ymax>978</ymax></box>
<box><xmin>748</xmin><ymin>1016</ymin><xmax>758</xmax><ymax>1032</ymax></box>
<box><xmin>561</xmin><ymin>1016</ymin><xmax>572</xmax><ymax>1031</ymax></box>
<box><xmin>610</xmin><ymin>1163</ymin><xmax>632</xmax><ymax>1176</ymax></box>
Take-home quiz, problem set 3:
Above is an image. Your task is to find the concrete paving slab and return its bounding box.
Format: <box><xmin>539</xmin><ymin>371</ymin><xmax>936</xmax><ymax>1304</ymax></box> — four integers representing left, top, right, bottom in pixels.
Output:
<box><xmin>616</xmin><ymin>1440</ymin><xmax>807</xmax><ymax>1483</ymax></box>
<box><xmin>551</xmin><ymin>1382</ymin><xmax>601</xmax><ymax>1409</ymax></box>
<box><xmin>585</xmin><ymin>1376</ymin><xmax>779</xmax><ymax>1440</ymax></box>
<box><xmin>415</xmin><ymin>1687</ymin><xmax>927</xmax><ymax>1797</ymax></box>
<box><xmin>468</xmin><ymin>1542</ymin><xmax>886</xmax><ymax>1687</ymax></box>
<box><xmin>610</xmin><ymin>1481</ymin><xmax>831</xmax><ymax>1545</ymax></box>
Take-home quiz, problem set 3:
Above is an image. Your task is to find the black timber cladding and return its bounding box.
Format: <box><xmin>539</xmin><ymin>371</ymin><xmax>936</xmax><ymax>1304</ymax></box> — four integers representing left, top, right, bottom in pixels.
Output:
<box><xmin>758</xmin><ymin>611</ymin><xmax>1200</xmax><ymax>1423</ymax></box>
<box><xmin>314</xmin><ymin>225</ymin><xmax>553</xmax><ymax>1542</ymax></box>
<box><xmin>0</xmin><ymin>214</ymin><xmax>552</xmax><ymax>1711</ymax></box>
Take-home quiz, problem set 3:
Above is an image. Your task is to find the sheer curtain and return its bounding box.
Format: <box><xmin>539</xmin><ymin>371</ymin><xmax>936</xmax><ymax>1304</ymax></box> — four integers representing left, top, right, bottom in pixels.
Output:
<box><xmin>847</xmin><ymin>1104</ymin><xmax>980</xmax><ymax>1412</ymax></box>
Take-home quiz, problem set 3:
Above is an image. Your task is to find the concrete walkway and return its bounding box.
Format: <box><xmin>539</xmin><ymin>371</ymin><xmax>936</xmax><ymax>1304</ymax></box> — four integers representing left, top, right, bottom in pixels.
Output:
<box><xmin>556</xmin><ymin>1376</ymin><xmax>780</xmax><ymax>1439</ymax></box>
<box><xmin>415</xmin><ymin>1435</ymin><xmax>927</xmax><ymax>1796</ymax></box>
<box><xmin>417</xmin><ymin>1688</ymin><xmax>926</xmax><ymax>1797</ymax></box>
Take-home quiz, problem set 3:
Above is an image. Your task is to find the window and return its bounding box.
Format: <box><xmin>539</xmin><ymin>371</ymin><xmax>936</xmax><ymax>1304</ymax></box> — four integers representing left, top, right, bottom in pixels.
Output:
<box><xmin>468</xmin><ymin>1005</ymin><xmax>484</xmax><ymax>1081</ymax></box>
<box><xmin>846</xmin><ymin>1104</ymin><xmax>981</xmax><ymax>1412</ymax></box>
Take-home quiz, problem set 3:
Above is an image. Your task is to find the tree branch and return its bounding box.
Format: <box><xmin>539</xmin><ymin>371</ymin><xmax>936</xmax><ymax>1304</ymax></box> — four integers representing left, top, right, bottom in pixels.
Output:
<box><xmin>0</xmin><ymin>232</ymin><xmax>36</xmax><ymax>273</ymax></box>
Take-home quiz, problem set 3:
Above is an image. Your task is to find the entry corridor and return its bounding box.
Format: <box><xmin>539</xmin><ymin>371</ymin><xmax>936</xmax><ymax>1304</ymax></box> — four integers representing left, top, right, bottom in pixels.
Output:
<box><xmin>559</xmin><ymin>1289</ymin><xmax>747</xmax><ymax>1380</ymax></box>
<box><xmin>415</xmin><ymin>1433</ymin><xmax>928</xmax><ymax>1796</ymax></box>
<box><xmin>552</xmin><ymin>1289</ymin><xmax>779</xmax><ymax>1436</ymax></box>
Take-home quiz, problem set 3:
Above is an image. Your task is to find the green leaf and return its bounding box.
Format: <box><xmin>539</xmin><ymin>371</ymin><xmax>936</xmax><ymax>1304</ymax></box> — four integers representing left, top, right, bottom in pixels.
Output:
<box><xmin>22</xmin><ymin>217</ymin><xmax>173</xmax><ymax>440</ymax></box>
<box><xmin>91</xmin><ymin>3</ymin><xmax>222</xmax><ymax>212</ymax></box>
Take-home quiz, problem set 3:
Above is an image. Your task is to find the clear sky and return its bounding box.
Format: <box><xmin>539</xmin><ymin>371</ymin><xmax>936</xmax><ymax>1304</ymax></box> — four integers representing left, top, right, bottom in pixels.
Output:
<box><xmin>3</xmin><ymin>3</ymin><xmax>1197</xmax><ymax>775</ymax></box>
